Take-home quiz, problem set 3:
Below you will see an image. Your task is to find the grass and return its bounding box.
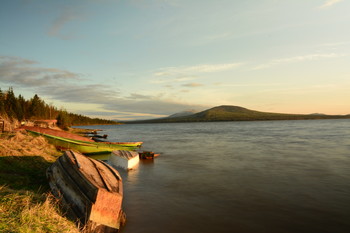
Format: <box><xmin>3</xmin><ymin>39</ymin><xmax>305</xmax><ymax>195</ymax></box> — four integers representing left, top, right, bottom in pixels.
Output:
<box><xmin>0</xmin><ymin>131</ymin><xmax>80</xmax><ymax>233</ymax></box>
<box><xmin>0</xmin><ymin>186</ymin><xmax>79</xmax><ymax>233</ymax></box>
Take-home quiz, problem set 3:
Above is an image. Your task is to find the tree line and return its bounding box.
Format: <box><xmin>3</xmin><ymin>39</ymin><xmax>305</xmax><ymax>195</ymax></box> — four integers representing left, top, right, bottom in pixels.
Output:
<box><xmin>0</xmin><ymin>87</ymin><xmax>118</xmax><ymax>128</ymax></box>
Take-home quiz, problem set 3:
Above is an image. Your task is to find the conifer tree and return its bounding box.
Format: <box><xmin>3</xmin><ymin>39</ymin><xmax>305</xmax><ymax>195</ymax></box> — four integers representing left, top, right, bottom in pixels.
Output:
<box><xmin>4</xmin><ymin>87</ymin><xmax>18</xmax><ymax>118</ymax></box>
<box><xmin>56</xmin><ymin>110</ymin><xmax>71</xmax><ymax>130</ymax></box>
<box><xmin>0</xmin><ymin>87</ymin><xmax>117</xmax><ymax>125</ymax></box>
<box><xmin>29</xmin><ymin>94</ymin><xmax>44</xmax><ymax>118</ymax></box>
<box><xmin>15</xmin><ymin>94</ymin><xmax>25</xmax><ymax>121</ymax></box>
<box><xmin>18</xmin><ymin>94</ymin><xmax>29</xmax><ymax>119</ymax></box>
<box><xmin>0</xmin><ymin>88</ymin><xmax>5</xmax><ymax>116</ymax></box>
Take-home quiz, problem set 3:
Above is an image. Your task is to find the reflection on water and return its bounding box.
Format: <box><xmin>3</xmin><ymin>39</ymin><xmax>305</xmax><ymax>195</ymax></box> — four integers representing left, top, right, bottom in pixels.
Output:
<box><xmin>121</xmin><ymin>166</ymin><xmax>139</xmax><ymax>184</ymax></box>
<box><xmin>76</xmin><ymin>120</ymin><xmax>350</xmax><ymax>233</ymax></box>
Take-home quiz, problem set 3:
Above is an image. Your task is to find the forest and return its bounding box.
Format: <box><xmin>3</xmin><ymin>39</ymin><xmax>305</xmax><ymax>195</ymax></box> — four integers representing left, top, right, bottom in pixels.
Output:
<box><xmin>0</xmin><ymin>87</ymin><xmax>117</xmax><ymax>127</ymax></box>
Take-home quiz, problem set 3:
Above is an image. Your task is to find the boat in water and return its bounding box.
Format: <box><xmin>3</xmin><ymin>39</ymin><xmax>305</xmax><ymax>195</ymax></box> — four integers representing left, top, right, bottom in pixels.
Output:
<box><xmin>139</xmin><ymin>151</ymin><xmax>160</xmax><ymax>160</ymax></box>
<box><xmin>22</xmin><ymin>126</ymin><xmax>142</xmax><ymax>155</ymax></box>
<box><xmin>110</xmin><ymin>150</ymin><xmax>140</xmax><ymax>170</ymax></box>
<box><xmin>47</xmin><ymin>150</ymin><xmax>126</xmax><ymax>232</ymax></box>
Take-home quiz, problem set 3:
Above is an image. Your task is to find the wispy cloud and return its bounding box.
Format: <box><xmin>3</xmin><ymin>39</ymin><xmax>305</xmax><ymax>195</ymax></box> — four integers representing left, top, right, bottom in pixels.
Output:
<box><xmin>182</xmin><ymin>82</ymin><xmax>204</xmax><ymax>88</ymax></box>
<box><xmin>94</xmin><ymin>92</ymin><xmax>207</xmax><ymax>118</ymax></box>
<box><xmin>0</xmin><ymin>55</ymin><xmax>207</xmax><ymax>119</ymax></box>
<box><xmin>155</xmin><ymin>62</ymin><xmax>243</xmax><ymax>76</ymax></box>
<box><xmin>151</xmin><ymin>75</ymin><xmax>197</xmax><ymax>84</ymax></box>
<box><xmin>76</xmin><ymin>109</ymin><xmax>169</xmax><ymax>121</ymax></box>
<box><xmin>42</xmin><ymin>84</ymin><xmax>120</xmax><ymax>104</ymax></box>
<box><xmin>48</xmin><ymin>6</ymin><xmax>86</xmax><ymax>39</ymax></box>
<box><xmin>318</xmin><ymin>0</ymin><xmax>343</xmax><ymax>9</ymax></box>
<box><xmin>253</xmin><ymin>53</ymin><xmax>345</xmax><ymax>70</ymax></box>
<box><xmin>0</xmin><ymin>56</ymin><xmax>80</xmax><ymax>86</ymax></box>
<box><xmin>152</xmin><ymin>62</ymin><xmax>243</xmax><ymax>84</ymax></box>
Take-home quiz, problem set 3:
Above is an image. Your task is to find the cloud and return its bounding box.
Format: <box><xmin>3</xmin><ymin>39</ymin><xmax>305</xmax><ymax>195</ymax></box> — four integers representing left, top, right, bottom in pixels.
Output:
<box><xmin>0</xmin><ymin>55</ymin><xmax>209</xmax><ymax>119</ymax></box>
<box><xmin>46</xmin><ymin>81</ymin><xmax>206</xmax><ymax>117</ymax></box>
<box><xmin>127</xmin><ymin>93</ymin><xmax>154</xmax><ymax>100</ymax></box>
<box><xmin>182</xmin><ymin>82</ymin><xmax>203</xmax><ymax>88</ymax></box>
<box><xmin>75</xmin><ymin>108</ymin><xmax>169</xmax><ymax>121</ymax></box>
<box><xmin>41</xmin><ymin>84</ymin><xmax>120</xmax><ymax>104</ymax></box>
<box><xmin>155</xmin><ymin>62</ymin><xmax>243</xmax><ymax>76</ymax></box>
<box><xmin>102</xmin><ymin>98</ymin><xmax>206</xmax><ymax>116</ymax></box>
<box><xmin>151</xmin><ymin>75</ymin><xmax>197</xmax><ymax>84</ymax></box>
<box><xmin>42</xmin><ymin>84</ymin><xmax>185</xmax><ymax>115</ymax></box>
<box><xmin>152</xmin><ymin>62</ymin><xmax>243</xmax><ymax>85</ymax></box>
<box><xmin>319</xmin><ymin>0</ymin><xmax>343</xmax><ymax>8</ymax></box>
<box><xmin>48</xmin><ymin>6</ymin><xmax>86</xmax><ymax>39</ymax></box>
<box><xmin>183</xmin><ymin>63</ymin><xmax>243</xmax><ymax>73</ymax></box>
<box><xmin>253</xmin><ymin>53</ymin><xmax>345</xmax><ymax>70</ymax></box>
<box><xmin>0</xmin><ymin>56</ymin><xmax>80</xmax><ymax>87</ymax></box>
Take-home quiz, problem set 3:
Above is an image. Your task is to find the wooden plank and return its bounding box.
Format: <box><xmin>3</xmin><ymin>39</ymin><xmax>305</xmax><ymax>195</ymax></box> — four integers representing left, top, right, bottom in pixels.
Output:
<box><xmin>89</xmin><ymin>158</ymin><xmax>121</xmax><ymax>192</ymax></box>
<box><xmin>47</xmin><ymin>159</ymin><xmax>92</xmax><ymax>223</ymax></box>
<box><xmin>90</xmin><ymin>189</ymin><xmax>123</xmax><ymax>229</ymax></box>
<box><xmin>59</xmin><ymin>152</ymin><xmax>99</xmax><ymax>202</ymax></box>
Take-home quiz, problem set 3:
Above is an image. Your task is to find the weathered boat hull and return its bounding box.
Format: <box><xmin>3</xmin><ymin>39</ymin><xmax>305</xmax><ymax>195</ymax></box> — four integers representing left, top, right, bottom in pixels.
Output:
<box><xmin>47</xmin><ymin>150</ymin><xmax>126</xmax><ymax>232</ymax></box>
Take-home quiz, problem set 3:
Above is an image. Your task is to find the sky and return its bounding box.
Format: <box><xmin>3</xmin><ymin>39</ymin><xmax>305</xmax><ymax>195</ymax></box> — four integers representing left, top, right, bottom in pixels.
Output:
<box><xmin>1</xmin><ymin>0</ymin><xmax>350</xmax><ymax>120</ymax></box>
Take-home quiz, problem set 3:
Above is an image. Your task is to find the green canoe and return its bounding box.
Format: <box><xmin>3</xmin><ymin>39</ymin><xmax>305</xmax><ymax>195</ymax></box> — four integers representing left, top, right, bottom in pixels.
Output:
<box><xmin>26</xmin><ymin>129</ymin><xmax>140</xmax><ymax>155</ymax></box>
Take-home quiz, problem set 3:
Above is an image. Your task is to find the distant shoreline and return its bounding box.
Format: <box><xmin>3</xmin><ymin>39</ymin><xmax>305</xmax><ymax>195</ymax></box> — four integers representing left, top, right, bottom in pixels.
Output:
<box><xmin>124</xmin><ymin>115</ymin><xmax>350</xmax><ymax>124</ymax></box>
<box><xmin>121</xmin><ymin>117</ymin><xmax>350</xmax><ymax>125</ymax></box>
<box><xmin>122</xmin><ymin>105</ymin><xmax>350</xmax><ymax>124</ymax></box>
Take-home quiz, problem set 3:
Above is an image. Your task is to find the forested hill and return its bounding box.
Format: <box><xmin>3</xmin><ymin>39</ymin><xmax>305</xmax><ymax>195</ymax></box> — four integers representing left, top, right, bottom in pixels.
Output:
<box><xmin>0</xmin><ymin>87</ymin><xmax>117</xmax><ymax>126</ymax></box>
<box><xmin>126</xmin><ymin>105</ymin><xmax>350</xmax><ymax>123</ymax></box>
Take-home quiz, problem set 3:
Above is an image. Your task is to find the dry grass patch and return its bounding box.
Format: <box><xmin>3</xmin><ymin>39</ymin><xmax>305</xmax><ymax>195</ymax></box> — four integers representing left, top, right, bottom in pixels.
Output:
<box><xmin>0</xmin><ymin>131</ymin><xmax>80</xmax><ymax>232</ymax></box>
<box><xmin>0</xmin><ymin>186</ymin><xmax>79</xmax><ymax>233</ymax></box>
<box><xmin>0</xmin><ymin>131</ymin><xmax>60</xmax><ymax>161</ymax></box>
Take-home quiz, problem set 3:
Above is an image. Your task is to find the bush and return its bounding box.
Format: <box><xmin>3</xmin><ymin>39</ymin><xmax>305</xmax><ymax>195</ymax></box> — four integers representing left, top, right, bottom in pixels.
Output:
<box><xmin>56</xmin><ymin>111</ymin><xmax>71</xmax><ymax>130</ymax></box>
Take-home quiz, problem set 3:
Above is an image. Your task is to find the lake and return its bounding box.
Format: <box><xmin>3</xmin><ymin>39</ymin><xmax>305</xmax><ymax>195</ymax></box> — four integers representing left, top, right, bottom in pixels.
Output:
<box><xmin>77</xmin><ymin>119</ymin><xmax>350</xmax><ymax>233</ymax></box>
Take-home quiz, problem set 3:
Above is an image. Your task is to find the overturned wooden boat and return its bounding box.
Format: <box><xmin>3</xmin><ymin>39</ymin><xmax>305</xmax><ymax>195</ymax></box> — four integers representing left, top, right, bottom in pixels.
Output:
<box><xmin>47</xmin><ymin>150</ymin><xmax>126</xmax><ymax>232</ymax></box>
<box><xmin>22</xmin><ymin>126</ymin><xmax>142</xmax><ymax>155</ymax></box>
<box><xmin>110</xmin><ymin>150</ymin><xmax>140</xmax><ymax>170</ymax></box>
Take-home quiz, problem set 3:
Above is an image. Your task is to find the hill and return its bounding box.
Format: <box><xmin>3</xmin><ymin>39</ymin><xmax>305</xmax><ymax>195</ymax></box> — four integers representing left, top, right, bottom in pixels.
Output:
<box><xmin>167</xmin><ymin>110</ymin><xmax>198</xmax><ymax>118</ymax></box>
<box><xmin>125</xmin><ymin>105</ymin><xmax>350</xmax><ymax>123</ymax></box>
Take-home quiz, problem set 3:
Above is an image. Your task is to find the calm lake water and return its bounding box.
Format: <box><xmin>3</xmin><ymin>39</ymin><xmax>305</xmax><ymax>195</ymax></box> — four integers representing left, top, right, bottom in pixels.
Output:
<box><xmin>77</xmin><ymin>119</ymin><xmax>350</xmax><ymax>233</ymax></box>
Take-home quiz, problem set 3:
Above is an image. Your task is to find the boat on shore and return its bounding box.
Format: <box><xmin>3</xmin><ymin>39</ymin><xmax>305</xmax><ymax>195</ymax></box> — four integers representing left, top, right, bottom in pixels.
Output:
<box><xmin>21</xmin><ymin>126</ymin><xmax>142</xmax><ymax>155</ymax></box>
<box><xmin>47</xmin><ymin>150</ymin><xmax>126</xmax><ymax>232</ymax></box>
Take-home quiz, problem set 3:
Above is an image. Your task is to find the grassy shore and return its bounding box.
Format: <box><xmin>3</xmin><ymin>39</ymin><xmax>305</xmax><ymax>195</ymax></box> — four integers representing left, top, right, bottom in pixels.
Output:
<box><xmin>0</xmin><ymin>131</ymin><xmax>80</xmax><ymax>233</ymax></box>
